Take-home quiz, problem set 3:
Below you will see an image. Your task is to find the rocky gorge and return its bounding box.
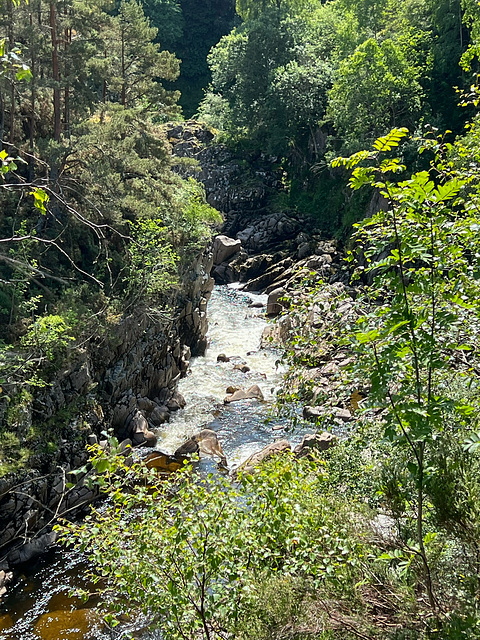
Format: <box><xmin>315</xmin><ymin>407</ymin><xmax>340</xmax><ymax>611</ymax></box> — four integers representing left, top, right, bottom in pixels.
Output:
<box><xmin>168</xmin><ymin>121</ymin><xmax>348</xmax><ymax>295</ymax></box>
<box><xmin>0</xmin><ymin>120</ymin><xmax>352</xmax><ymax>610</ymax></box>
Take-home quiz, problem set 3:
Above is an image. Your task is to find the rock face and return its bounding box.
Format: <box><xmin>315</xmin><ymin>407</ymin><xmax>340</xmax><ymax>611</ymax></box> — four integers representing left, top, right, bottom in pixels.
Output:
<box><xmin>294</xmin><ymin>433</ymin><xmax>337</xmax><ymax>458</ymax></box>
<box><xmin>167</xmin><ymin>121</ymin><xmax>348</xmax><ymax>299</ymax></box>
<box><xmin>235</xmin><ymin>211</ymin><xmax>301</xmax><ymax>253</ymax></box>
<box><xmin>127</xmin><ymin>410</ymin><xmax>157</xmax><ymax>447</ymax></box>
<box><xmin>0</xmin><ymin>249</ymin><xmax>214</xmax><ymax>569</ymax></box>
<box><xmin>266</xmin><ymin>287</ymin><xmax>287</xmax><ymax>316</ymax></box>
<box><xmin>7</xmin><ymin>531</ymin><xmax>57</xmax><ymax>566</ymax></box>
<box><xmin>167</xmin><ymin>120</ymin><xmax>280</xmax><ymax>220</ymax></box>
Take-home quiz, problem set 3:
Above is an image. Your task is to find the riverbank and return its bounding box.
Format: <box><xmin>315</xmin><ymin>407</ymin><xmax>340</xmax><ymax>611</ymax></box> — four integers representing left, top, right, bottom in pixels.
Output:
<box><xmin>0</xmin><ymin>248</ymin><xmax>214</xmax><ymax>573</ymax></box>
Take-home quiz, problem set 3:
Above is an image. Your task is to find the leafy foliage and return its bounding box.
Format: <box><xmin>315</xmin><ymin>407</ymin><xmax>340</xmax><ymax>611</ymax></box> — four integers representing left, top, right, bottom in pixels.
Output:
<box><xmin>335</xmin><ymin>125</ymin><xmax>480</xmax><ymax>608</ymax></box>
<box><xmin>59</xmin><ymin>447</ymin><xmax>365</xmax><ymax>639</ymax></box>
<box><xmin>200</xmin><ymin>0</ymin><xmax>480</xmax><ymax>231</ymax></box>
<box><xmin>328</xmin><ymin>39</ymin><xmax>423</xmax><ymax>150</ymax></box>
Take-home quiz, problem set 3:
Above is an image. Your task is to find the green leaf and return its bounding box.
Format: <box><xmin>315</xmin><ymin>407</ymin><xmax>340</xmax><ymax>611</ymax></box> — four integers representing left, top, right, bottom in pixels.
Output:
<box><xmin>95</xmin><ymin>458</ymin><xmax>110</xmax><ymax>473</ymax></box>
<box><xmin>372</xmin><ymin>128</ymin><xmax>409</xmax><ymax>152</ymax></box>
<box><xmin>355</xmin><ymin>329</ymin><xmax>379</xmax><ymax>344</ymax></box>
<box><xmin>433</xmin><ymin>179</ymin><xmax>463</xmax><ymax>203</ymax></box>
<box><xmin>15</xmin><ymin>66</ymin><xmax>32</xmax><ymax>82</ymax></box>
<box><xmin>463</xmin><ymin>432</ymin><xmax>480</xmax><ymax>453</ymax></box>
<box><xmin>30</xmin><ymin>188</ymin><xmax>49</xmax><ymax>213</ymax></box>
<box><xmin>331</xmin><ymin>149</ymin><xmax>372</xmax><ymax>169</ymax></box>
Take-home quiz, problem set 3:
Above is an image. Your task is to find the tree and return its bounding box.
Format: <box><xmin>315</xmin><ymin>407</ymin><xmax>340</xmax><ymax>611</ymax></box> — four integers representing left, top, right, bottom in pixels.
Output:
<box><xmin>105</xmin><ymin>0</ymin><xmax>180</xmax><ymax>112</ymax></box>
<box><xmin>141</xmin><ymin>0</ymin><xmax>184</xmax><ymax>51</ymax></box>
<box><xmin>201</xmin><ymin>6</ymin><xmax>333</xmax><ymax>155</ymax></box>
<box><xmin>332</xmin><ymin>125</ymin><xmax>480</xmax><ymax>608</ymax></box>
<box><xmin>267</xmin><ymin>57</ymin><xmax>332</xmax><ymax>156</ymax></box>
<box><xmin>173</xmin><ymin>0</ymin><xmax>236</xmax><ymax>116</ymax></box>
<box><xmin>328</xmin><ymin>38</ymin><xmax>423</xmax><ymax>150</ymax></box>
<box><xmin>427</xmin><ymin>0</ymin><xmax>469</xmax><ymax>131</ymax></box>
<box><xmin>336</xmin><ymin>0</ymin><xmax>388</xmax><ymax>38</ymax></box>
<box><xmin>235</xmin><ymin>0</ymin><xmax>308</xmax><ymax>21</ymax></box>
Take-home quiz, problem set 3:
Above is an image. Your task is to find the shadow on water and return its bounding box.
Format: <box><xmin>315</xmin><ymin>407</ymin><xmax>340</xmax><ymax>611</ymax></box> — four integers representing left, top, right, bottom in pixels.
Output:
<box><xmin>0</xmin><ymin>550</ymin><xmax>106</xmax><ymax>640</ymax></box>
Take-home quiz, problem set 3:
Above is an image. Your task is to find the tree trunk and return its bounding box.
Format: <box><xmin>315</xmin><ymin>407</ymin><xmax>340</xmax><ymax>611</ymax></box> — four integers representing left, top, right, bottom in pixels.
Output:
<box><xmin>121</xmin><ymin>24</ymin><xmax>126</xmax><ymax>107</ymax></box>
<box><xmin>102</xmin><ymin>49</ymin><xmax>107</xmax><ymax>103</ymax></box>
<box><xmin>50</xmin><ymin>1</ymin><xmax>61</xmax><ymax>142</ymax></box>
<box><xmin>8</xmin><ymin>82</ymin><xmax>15</xmax><ymax>145</ymax></box>
<box><xmin>7</xmin><ymin>0</ymin><xmax>15</xmax><ymax>145</ymax></box>
<box><xmin>28</xmin><ymin>11</ymin><xmax>37</xmax><ymax>181</ymax></box>
<box><xmin>64</xmin><ymin>14</ymin><xmax>71</xmax><ymax>138</ymax></box>
<box><xmin>0</xmin><ymin>85</ymin><xmax>5</xmax><ymax>152</ymax></box>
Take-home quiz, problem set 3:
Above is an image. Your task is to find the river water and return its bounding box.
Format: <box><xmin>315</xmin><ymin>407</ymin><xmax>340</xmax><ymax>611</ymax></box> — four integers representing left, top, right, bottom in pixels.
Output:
<box><xmin>0</xmin><ymin>285</ymin><xmax>304</xmax><ymax>640</ymax></box>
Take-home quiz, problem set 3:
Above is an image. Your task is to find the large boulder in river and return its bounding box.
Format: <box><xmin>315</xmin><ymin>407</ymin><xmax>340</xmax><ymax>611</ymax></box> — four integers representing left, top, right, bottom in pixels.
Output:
<box><xmin>233</xmin><ymin>363</ymin><xmax>250</xmax><ymax>373</ymax></box>
<box><xmin>0</xmin><ymin>570</ymin><xmax>13</xmax><ymax>598</ymax></box>
<box><xmin>149</xmin><ymin>404</ymin><xmax>170</xmax><ymax>427</ymax></box>
<box><xmin>7</xmin><ymin>531</ymin><xmax>57</xmax><ymax>566</ymax></box>
<box><xmin>167</xmin><ymin>391</ymin><xmax>186</xmax><ymax>411</ymax></box>
<box><xmin>174</xmin><ymin>429</ymin><xmax>228</xmax><ymax>466</ymax></box>
<box><xmin>234</xmin><ymin>440</ymin><xmax>291</xmax><ymax>476</ymax></box>
<box><xmin>212</xmin><ymin>235</ymin><xmax>242</xmax><ymax>265</ymax></box>
<box><xmin>302</xmin><ymin>405</ymin><xmax>323</xmax><ymax>422</ymax></box>
<box><xmin>224</xmin><ymin>384</ymin><xmax>264</xmax><ymax>404</ymax></box>
<box><xmin>144</xmin><ymin>452</ymin><xmax>183</xmax><ymax>473</ymax></box>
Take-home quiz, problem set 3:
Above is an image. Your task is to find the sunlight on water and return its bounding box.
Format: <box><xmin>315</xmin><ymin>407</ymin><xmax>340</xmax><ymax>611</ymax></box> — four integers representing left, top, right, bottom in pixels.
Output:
<box><xmin>157</xmin><ymin>285</ymin><xmax>289</xmax><ymax>469</ymax></box>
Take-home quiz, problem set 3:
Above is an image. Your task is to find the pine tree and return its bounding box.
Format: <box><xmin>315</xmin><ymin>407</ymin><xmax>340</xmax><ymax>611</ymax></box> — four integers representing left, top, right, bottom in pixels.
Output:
<box><xmin>106</xmin><ymin>0</ymin><xmax>180</xmax><ymax>113</ymax></box>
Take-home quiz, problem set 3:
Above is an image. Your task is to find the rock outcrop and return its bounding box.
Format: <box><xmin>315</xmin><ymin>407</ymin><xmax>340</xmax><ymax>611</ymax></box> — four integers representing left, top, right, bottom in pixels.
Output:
<box><xmin>212</xmin><ymin>235</ymin><xmax>242</xmax><ymax>265</ymax></box>
<box><xmin>167</xmin><ymin>121</ymin><xmax>348</xmax><ymax>301</ymax></box>
<box><xmin>0</xmin><ymin>249</ymin><xmax>214</xmax><ymax>574</ymax></box>
<box><xmin>167</xmin><ymin>120</ymin><xmax>280</xmax><ymax>222</ymax></box>
<box><xmin>294</xmin><ymin>432</ymin><xmax>337</xmax><ymax>458</ymax></box>
<box><xmin>0</xmin><ymin>570</ymin><xmax>12</xmax><ymax>597</ymax></box>
<box><xmin>174</xmin><ymin>429</ymin><xmax>227</xmax><ymax>467</ymax></box>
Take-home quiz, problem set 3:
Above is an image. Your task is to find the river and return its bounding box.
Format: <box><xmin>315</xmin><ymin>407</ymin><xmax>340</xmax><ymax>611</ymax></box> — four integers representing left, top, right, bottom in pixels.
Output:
<box><xmin>0</xmin><ymin>285</ymin><xmax>305</xmax><ymax>640</ymax></box>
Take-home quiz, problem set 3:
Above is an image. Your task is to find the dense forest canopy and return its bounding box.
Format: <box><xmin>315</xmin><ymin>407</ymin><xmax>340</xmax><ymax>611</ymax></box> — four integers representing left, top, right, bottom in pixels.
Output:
<box><xmin>194</xmin><ymin>0</ymin><xmax>480</xmax><ymax>231</ymax></box>
<box><xmin>141</xmin><ymin>0</ymin><xmax>237</xmax><ymax>115</ymax></box>
<box><xmin>1</xmin><ymin>0</ymin><xmax>480</xmax><ymax>239</ymax></box>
